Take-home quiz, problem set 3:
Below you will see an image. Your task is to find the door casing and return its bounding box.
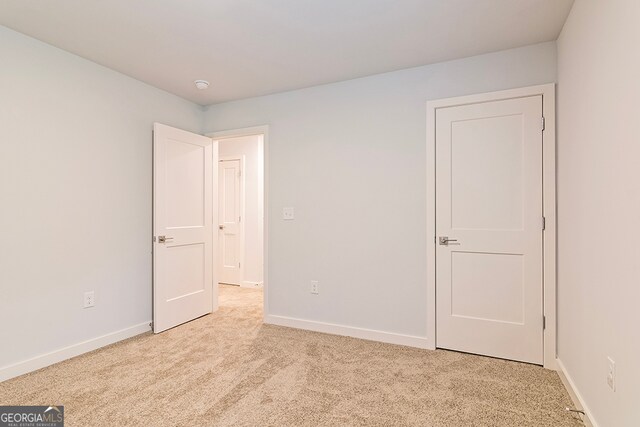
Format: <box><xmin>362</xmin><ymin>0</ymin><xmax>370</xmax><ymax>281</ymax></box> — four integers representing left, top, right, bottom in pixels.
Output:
<box><xmin>426</xmin><ymin>84</ymin><xmax>557</xmax><ymax>369</ymax></box>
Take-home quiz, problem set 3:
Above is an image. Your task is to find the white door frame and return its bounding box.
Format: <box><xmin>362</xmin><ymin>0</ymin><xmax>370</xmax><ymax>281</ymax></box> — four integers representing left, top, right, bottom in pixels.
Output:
<box><xmin>426</xmin><ymin>84</ymin><xmax>557</xmax><ymax>369</ymax></box>
<box><xmin>206</xmin><ymin>125</ymin><xmax>268</xmax><ymax>321</ymax></box>
<box><xmin>218</xmin><ymin>155</ymin><xmax>245</xmax><ymax>285</ymax></box>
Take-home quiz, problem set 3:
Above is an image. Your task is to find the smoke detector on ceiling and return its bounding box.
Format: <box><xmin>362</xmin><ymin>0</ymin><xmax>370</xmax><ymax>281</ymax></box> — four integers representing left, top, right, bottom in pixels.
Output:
<box><xmin>194</xmin><ymin>80</ymin><xmax>210</xmax><ymax>90</ymax></box>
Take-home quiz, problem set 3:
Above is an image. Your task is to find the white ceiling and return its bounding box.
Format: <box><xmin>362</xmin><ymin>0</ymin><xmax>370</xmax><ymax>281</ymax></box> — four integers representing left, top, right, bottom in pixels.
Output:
<box><xmin>0</xmin><ymin>0</ymin><xmax>573</xmax><ymax>106</ymax></box>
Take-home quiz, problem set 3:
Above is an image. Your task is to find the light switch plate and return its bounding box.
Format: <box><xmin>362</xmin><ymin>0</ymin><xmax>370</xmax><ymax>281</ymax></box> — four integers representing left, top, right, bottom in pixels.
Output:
<box><xmin>283</xmin><ymin>207</ymin><xmax>295</xmax><ymax>220</ymax></box>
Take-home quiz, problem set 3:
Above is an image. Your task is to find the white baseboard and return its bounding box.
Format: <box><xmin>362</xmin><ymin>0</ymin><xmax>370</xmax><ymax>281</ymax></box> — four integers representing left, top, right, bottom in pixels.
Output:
<box><xmin>0</xmin><ymin>322</ymin><xmax>151</xmax><ymax>382</ymax></box>
<box><xmin>240</xmin><ymin>281</ymin><xmax>263</xmax><ymax>288</ymax></box>
<box><xmin>556</xmin><ymin>358</ymin><xmax>598</xmax><ymax>427</ymax></box>
<box><xmin>264</xmin><ymin>314</ymin><xmax>431</xmax><ymax>349</ymax></box>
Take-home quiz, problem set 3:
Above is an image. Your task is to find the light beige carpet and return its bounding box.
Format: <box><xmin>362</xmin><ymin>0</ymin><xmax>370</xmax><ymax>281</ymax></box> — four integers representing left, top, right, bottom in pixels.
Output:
<box><xmin>0</xmin><ymin>285</ymin><xmax>581</xmax><ymax>426</ymax></box>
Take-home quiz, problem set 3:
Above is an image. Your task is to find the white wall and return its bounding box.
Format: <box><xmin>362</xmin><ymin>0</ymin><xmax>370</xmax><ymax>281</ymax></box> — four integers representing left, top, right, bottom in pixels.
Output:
<box><xmin>218</xmin><ymin>135</ymin><xmax>264</xmax><ymax>286</ymax></box>
<box><xmin>557</xmin><ymin>2</ymin><xmax>640</xmax><ymax>426</ymax></box>
<box><xmin>0</xmin><ymin>25</ymin><xmax>563</xmax><ymax>383</ymax></box>
<box><xmin>204</xmin><ymin>42</ymin><xmax>557</xmax><ymax>339</ymax></box>
<box><xmin>0</xmin><ymin>26</ymin><xmax>202</xmax><ymax>371</ymax></box>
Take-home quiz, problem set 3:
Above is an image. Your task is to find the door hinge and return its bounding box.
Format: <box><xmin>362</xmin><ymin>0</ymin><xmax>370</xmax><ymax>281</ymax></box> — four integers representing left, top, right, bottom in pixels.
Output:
<box><xmin>542</xmin><ymin>216</ymin><xmax>546</xmax><ymax>230</ymax></box>
<box><xmin>238</xmin><ymin>262</ymin><xmax>241</xmax><ymax>268</ymax></box>
<box><xmin>543</xmin><ymin>316</ymin><xmax>546</xmax><ymax>330</ymax></box>
<box><xmin>239</xmin><ymin>215</ymin><xmax>241</xmax><ymax>223</ymax></box>
<box><xmin>541</xmin><ymin>116</ymin><xmax>546</xmax><ymax>131</ymax></box>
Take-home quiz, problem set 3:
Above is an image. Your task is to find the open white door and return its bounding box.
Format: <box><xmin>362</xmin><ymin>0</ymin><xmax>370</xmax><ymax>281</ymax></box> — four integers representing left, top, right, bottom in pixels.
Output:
<box><xmin>153</xmin><ymin>123</ymin><xmax>217</xmax><ymax>333</ymax></box>
<box><xmin>435</xmin><ymin>96</ymin><xmax>543</xmax><ymax>364</ymax></box>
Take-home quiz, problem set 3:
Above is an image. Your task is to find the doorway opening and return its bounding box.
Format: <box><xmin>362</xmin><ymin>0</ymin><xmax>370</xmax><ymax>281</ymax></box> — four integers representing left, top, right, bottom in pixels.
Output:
<box><xmin>152</xmin><ymin>124</ymin><xmax>268</xmax><ymax>333</ymax></box>
<box><xmin>210</xmin><ymin>127</ymin><xmax>267</xmax><ymax>317</ymax></box>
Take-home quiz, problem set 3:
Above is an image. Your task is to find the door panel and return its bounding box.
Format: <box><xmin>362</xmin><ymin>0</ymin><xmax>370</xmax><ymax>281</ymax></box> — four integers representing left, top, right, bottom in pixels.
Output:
<box><xmin>165</xmin><ymin>243</ymin><xmax>205</xmax><ymax>301</ymax></box>
<box><xmin>166</xmin><ymin>140</ymin><xmax>205</xmax><ymax>227</ymax></box>
<box><xmin>219</xmin><ymin>159</ymin><xmax>242</xmax><ymax>285</ymax></box>
<box><xmin>451</xmin><ymin>114</ymin><xmax>524</xmax><ymax>230</ymax></box>
<box><xmin>435</xmin><ymin>96</ymin><xmax>543</xmax><ymax>364</ymax></box>
<box><xmin>153</xmin><ymin>123</ymin><xmax>214</xmax><ymax>333</ymax></box>
<box><xmin>451</xmin><ymin>252</ymin><xmax>524</xmax><ymax>323</ymax></box>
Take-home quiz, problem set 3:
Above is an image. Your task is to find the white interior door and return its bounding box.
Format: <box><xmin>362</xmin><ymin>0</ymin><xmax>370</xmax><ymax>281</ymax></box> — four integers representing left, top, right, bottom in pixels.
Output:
<box><xmin>218</xmin><ymin>158</ymin><xmax>242</xmax><ymax>285</ymax></box>
<box><xmin>153</xmin><ymin>123</ymin><xmax>215</xmax><ymax>333</ymax></box>
<box><xmin>435</xmin><ymin>96</ymin><xmax>543</xmax><ymax>364</ymax></box>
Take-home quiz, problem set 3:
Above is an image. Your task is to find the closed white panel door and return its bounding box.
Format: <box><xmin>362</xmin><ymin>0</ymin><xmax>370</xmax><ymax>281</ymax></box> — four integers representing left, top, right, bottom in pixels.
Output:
<box><xmin>435</xmin><ymin>96</ymin><xmax>543</xmax><ymax>364</ymax></box>
<box><xmin>218</xmin><ymin>159</ymin><xmax>242</xmax><ymax>285</ymax></box>
<box><xmin>153</xmin><ymin>123</ymin><xmax>214</xmax><ymax>333</ymax></box>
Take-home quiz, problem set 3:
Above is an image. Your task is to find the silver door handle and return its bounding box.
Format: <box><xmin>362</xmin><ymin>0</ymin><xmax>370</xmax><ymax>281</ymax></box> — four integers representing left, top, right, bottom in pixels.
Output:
<box><xmin>439</xmin><ymin>236</ymin><xmax>458</xmax><ymax>245</ymax></box>
<box><xmin>158</xmin><ymin>235</ymin><xmax>174</xmax><ymax>243</ymax></box>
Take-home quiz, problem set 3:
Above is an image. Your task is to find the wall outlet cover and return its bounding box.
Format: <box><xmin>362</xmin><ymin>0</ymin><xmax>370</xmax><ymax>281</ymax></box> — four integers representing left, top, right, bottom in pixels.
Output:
<box><xmin>283</xmin><ymin>207</ymin><xmax>295</xmax><ymax>220</ymax></box>
<box><xmin>84</xmin><ymin>291</ymin><xmax>95</xmax><ymax>308</ymax></box>
<box><xmin>607</xmin><ymin>357</ymin><xmax>616</xmax><ymax>391</ymax></box>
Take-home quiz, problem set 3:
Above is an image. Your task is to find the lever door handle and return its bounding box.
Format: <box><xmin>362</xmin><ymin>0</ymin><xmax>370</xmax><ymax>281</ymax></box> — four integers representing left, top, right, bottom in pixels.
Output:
<box><xmin>158</xmin><ymin>235</ymin><xmax>174</xmax><ymax>243</ymax></box>
<box><xmin>219</xmin><ymin>225</ymin><xmax>225</xmax><ymax>230</ymax></box>
<box><xmin>439</xmin><ymin>236</ymin><xmax>458</xmax><ymax>245</ymax></box>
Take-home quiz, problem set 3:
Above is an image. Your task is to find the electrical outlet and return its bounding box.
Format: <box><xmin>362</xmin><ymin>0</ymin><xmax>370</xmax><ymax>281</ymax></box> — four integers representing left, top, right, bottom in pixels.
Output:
<box><xmin>607</xmin><ymin>357</ymin><xmax>616</xmax><ymax>391</ymax></box>
<box><xmin>283</xmin><ymin>207</ymin><xmax>295</xmax><ymax>220</ymax></box>
<box><xmin>84</xmin><ymin>291</ymin><xmax>95</xmax><ymax>308</ymax></box>
<box><xmin>310</xmin><ymin>280</ymin><xmax>319</xmax><ymax>295</ymax></box>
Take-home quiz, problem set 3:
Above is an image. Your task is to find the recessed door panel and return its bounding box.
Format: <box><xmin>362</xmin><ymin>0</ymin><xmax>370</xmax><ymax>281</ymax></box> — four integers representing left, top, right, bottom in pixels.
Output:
<box><xmin>451</xmin><ymin>252</ymin><xmax>524</xmax><ymax>324</ymax></box>
<box><xmin>165</xmin><ymin>139</ymin><xmax>205</xmax><ymax>228</ymax></box>
<box><xmin>165</xmin><ymin>243</ymin><xmax>205</xmax><ymax>301</ymax></box>
<box><xmin>451</xmin><ymin>115</ymin><xmax>524</xmax><ymax>231</ymax></box>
